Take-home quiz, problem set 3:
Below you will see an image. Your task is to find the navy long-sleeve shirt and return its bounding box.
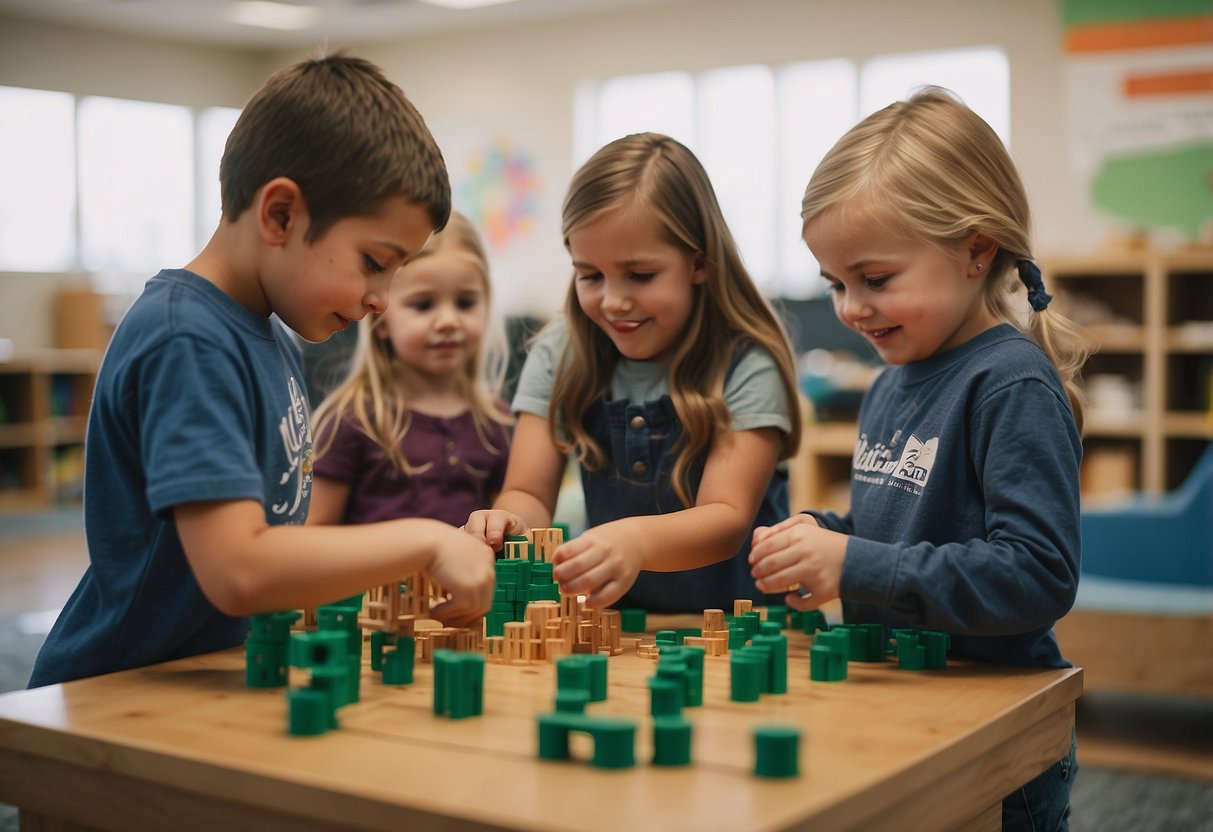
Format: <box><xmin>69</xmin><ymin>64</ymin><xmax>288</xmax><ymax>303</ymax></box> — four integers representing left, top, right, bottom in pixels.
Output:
<box><xmin>808</xmin><ymin>324</ymin><xmax>1081</xmax><ymax>667</ymax></box>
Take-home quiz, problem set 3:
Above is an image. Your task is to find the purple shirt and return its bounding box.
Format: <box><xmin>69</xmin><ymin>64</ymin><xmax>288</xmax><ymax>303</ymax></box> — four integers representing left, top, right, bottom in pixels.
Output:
<box><xmin>313</xmin><ymin>406</ymin><xmax>511</xmax><ymax>527</ymax></box>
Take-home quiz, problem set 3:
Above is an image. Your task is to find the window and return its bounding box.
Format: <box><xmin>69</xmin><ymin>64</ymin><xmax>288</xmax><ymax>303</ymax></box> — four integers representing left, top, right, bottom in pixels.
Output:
<box><xmin>0</xmin><ymin>88</ymin><xmax>240</xmax><ymax>294</ymax></box>
<box><xmin>197</xmin><ymin>106</ymin><xmax>241</xmax><ymax>246</ymax></box>
<box><xmin>574</xmin><ymin>47</ymin><xmax>1009</xmax><ymax>298</ymax></box>
<box><xmin>0</xmin><ymin>86</ymin><xmax>76</xmax><ymax>272</ymax></box>
<box><xmin>78</xmin><ymin>96</ymin><xmax>195</xmax><ymax>291</ymax></box>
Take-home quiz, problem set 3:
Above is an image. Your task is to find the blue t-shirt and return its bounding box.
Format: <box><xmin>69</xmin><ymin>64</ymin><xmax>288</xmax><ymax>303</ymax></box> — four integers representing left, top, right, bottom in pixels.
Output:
<box><xmin>29</xmin><ymin>269</ymin><xmax>312</xmax><ymax>687</ymax></box>
<box><xmin>808</xmin><ymin>324</ymin><xmax>1082</xmax><ymax>667</ymax></box>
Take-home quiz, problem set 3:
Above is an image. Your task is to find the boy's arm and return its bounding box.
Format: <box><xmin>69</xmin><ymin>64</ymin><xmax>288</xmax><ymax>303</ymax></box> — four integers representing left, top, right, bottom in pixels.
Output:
<box><xmin>174</xmin><ymin>499</ymin><xmax>494</xmax><ymax>625</ymax></box>
<box><xmin>306</xmin><ymin>475</ymin><xmax>350</xmax><ymax>525</ymax></box>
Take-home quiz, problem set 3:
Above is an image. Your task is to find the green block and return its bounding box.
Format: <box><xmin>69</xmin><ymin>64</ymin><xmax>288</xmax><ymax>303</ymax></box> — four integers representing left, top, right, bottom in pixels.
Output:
<box><xmin>752</xmin><ymin>631</ymin><xmax>788</xmax><ymax>694</ymax></box>
<box><xmin>289</xmin><ymin>630</ymin><xmax>348</xmax><ymax>671</ymax></box>
<box><xmin>245</xmin><ymin>641</ymin><xmax>289</xmax><ymax>688</ymax></box>
<box><xmin>728</xmin><ymin>626</ymin><xmax>747</xmax><ymax>650</ymax></box>
<box><xmin>287</xmin><ymin>687</ymin><xmax>330</xmax><ymax>736</ymax></box>
<box><xmin>433</xmin><ymin>649</ymin><xmax>484</xmax><ymax>719</ymax></box>
<box><xmin>739</xmin><ymin>612</ymin><xmax>761</xmax><ymax>640</ymax></box>
<box><xmin>652</xmin><ymin>716</ymin><xmax>693</xmax><ymax>766</ymax></box>
<box><xmin>801</xmin><ymin>609</ymin><xmax>829</xmax><ymax>634</ymax></box>
<box><xmin>536</xmin><ymin>712</ymin><xmax>636</xmax><ymax>769</ymax></box>
<box><xmin>754</xmin><ymin>725</ymin><xmax>800</xmax><ymax>778</ymax></box>
<box><xmin>247</xmin><ymin>610</ymin><xmax>299</xmax><ymax>644</ymax></box>
<box><xmin>309</xmin><ymin>667</ymin><xmax>349</xmax><ymax>720</ymax></box>
<box><xmin>369</xmin><ymin>630</ymin><xmax>396</xmax><ymax>672</ymax></box>
<box><xmin>655</xmin><ymin>629</ymin><xmax>677</xmax><ymax>646</ymax></box>
<box><xmin>743</xmin><ymin>645</ymin><xmax>772</xmax><ymax>694</ymax></box>
<box><xmin>674</xmin><ymin>627</ymin><xmax>701</xmax><ymax>645</ymax></box>
<box><xmin>619</xmin><ymin>608</ymin><xmax>647</xmax><ymax>633</ymax></box>
<box><xmin>382</xmin><ymin>638</ymin><xmax>415</xmax><ymax>685</ymax></box>
<box><xmin>554</xmin><ymin>688</ymin><xmax>590</xmax><ymax>713</ymax></box>
<box><xmin>730</xmin><ymin>651</ymin><xmax>764</xmax><ymax>702</ymax></box>
<box><xmin>765</xmin><ymin>605</ymin><xmax>788</xmax><ymax>629</ymax></box>
<box><xmin>586</xmin><ymin>653</ymin><xmax>608</xmax><ymax>702</ymax></box>
<box><xmin>809</xmin><ymin>643</ymin><xmax>847</xmax><ymax>682</ymax></box>
<box><xmin>316</xmin><ymin>604</ymin><xmax>362</xmax><ymax>663</ymax></box>
<box><xmin>648</xmin><ymin>676</ymin><xmax>683</xmax><ymax>716</ymax></box>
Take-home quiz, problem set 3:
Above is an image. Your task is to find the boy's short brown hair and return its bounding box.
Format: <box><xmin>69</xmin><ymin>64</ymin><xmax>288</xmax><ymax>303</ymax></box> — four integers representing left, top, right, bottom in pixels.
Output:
<box><xmin>220</xmin><ymin>52</ymin><xmax>450</xmax><ymax>240</ymax></box>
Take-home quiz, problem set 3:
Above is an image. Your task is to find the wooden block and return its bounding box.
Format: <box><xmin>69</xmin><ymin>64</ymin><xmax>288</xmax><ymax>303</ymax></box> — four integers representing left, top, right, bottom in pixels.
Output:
<box><xmin>734</xmin><ymin>599</ymin><xmax>753</xmax><ymax>617</ymax></box>
<box><xmin>703</xmin><ymin>609</ymin><xmax>725</xmax><ymax>632</ymax></box>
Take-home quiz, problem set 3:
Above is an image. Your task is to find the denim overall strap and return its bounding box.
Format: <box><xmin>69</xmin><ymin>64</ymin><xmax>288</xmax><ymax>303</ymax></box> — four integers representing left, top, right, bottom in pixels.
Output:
<box><xmin>581</xmin><ymin>394</ymin><xmax>788</xmax><ymax>612</ymax></box>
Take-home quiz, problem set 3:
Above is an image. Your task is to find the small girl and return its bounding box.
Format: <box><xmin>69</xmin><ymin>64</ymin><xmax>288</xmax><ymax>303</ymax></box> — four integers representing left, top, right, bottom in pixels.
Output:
<box><xmin>467</xmin><ymin>132</ymin><xmax>802</xmax><ymax>611</ymax></box>
<box><xmin>310</xmin><ymin>212</ymin><xmax>512</xmax><ymax>528</ymax></box>
<box><xmin>748</xmin><ymin>88</ymin><xmax>1086</xmax><ymax>830</ymax></box>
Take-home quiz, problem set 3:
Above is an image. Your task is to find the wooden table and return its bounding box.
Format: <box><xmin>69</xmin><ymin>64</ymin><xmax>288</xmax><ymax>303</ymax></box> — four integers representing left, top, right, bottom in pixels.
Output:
<box><xmin>0</xmin><ymin>617</ymin><xmax>1081</xmax><ymax>832</ymax></box>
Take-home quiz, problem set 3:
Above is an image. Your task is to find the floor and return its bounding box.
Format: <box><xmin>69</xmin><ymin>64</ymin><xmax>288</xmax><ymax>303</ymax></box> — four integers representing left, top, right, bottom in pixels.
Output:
<box><xmin>0</xmin><ymin>509</ymin><xmax>1210</xmax><ymax>831</ymax></box>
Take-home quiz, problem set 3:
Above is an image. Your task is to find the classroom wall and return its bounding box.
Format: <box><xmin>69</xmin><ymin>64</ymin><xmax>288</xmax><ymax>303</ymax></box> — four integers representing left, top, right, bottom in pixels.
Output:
<box><xmin>0</xmin><ymin>0</ymin><xmax>1109</xmax><ymax>347</ymax></box>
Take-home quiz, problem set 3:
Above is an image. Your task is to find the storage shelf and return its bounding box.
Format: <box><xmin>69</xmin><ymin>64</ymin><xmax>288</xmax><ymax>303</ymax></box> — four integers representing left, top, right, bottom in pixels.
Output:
<box><xmin>0</xmin><ymin>349</ymin><xmax>99</xmax><ymax>511</ymax></box>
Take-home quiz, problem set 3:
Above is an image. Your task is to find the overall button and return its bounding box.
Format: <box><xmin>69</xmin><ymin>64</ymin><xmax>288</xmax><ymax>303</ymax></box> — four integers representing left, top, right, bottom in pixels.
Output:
<box><xmin>630</xmin><ymin>415</ymin><xmax>646</xmax><ymax>430</ymax></box>
<box><xmin>632</xmin><ymin>461</ymin><xmax>648</xmax><ymax>477</ymax></box>
<box><xmin>446</xmin><ymin>440</ymin><xmax>457</xmax><ymax>450</ymax></box>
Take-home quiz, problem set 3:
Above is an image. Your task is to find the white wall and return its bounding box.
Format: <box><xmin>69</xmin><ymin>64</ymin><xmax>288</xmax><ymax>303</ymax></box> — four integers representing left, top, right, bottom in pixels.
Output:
<box><xmin>0</xmin><ymin>0</ymin><xmax>1110</xmax><ymax>347</ymax></box>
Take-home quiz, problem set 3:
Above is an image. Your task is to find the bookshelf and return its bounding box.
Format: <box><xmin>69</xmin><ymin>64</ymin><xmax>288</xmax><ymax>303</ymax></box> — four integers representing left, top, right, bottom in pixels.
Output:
<box><xmin>0</xmin><ymin>349</ymin><xmax>100</xmax><ymax>511</ymax></box>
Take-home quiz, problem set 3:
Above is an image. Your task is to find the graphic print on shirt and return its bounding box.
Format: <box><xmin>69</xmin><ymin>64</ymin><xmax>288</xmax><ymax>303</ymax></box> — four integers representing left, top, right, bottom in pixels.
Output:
<box><xmin>852</xmin><ymin>431</ymin><xmax>939</xmax><ymax>496</ymax></box>
<box><xmin>272</xmin><ymin>375</ymin><xmax>312</xmax><ymax>520</ymax></box>
<box><xmin>891</xmin><ymin>434</ymin><xmax>939</xmax><ymax>491</ymax></box>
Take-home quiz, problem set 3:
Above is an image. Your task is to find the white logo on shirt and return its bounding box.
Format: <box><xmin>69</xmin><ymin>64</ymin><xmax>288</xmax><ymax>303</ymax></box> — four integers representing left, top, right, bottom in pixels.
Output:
<box><xmin>272</xmin><ymin>375</ymin><xmax>312</xmax><ymax>518</ymax></box>
<box><xmin>891</xmin><ymin>435</ymin><xmax>938</xmax><ymax>488</ymax></box>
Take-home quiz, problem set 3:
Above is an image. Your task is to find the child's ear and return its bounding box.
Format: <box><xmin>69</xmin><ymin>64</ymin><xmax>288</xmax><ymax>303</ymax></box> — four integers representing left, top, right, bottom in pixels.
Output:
<box><xmin>257</xmin><ymin>177</ymin><xmax>305</xmax><ymax>245</ymax></box>
<box><xmin>967</xmin><ymin>232</ymin><xmax>998</xmax><ymax>277</ymax></box>
<box><xmin>691</xmin><ymin>252</ymin><xmax>708</xmax><ymax>285</ymax></box>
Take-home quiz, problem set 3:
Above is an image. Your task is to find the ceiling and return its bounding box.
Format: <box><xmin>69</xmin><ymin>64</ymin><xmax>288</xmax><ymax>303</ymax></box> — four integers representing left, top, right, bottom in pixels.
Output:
<box><xmin>0</xmin><ymin>0</ymin><xmax>680</xmax><ymax>49</ymax></box>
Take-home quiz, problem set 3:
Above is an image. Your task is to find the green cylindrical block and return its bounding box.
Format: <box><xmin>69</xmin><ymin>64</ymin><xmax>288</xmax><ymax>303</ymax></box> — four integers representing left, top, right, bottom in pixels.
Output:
<box><xmin>730</xmin><ymin>652</ymin><xmax>763</xmax><ymax>702</ymax></box>
<box><xmin>652</xmin><ymin>717</ymin><xmax>693</xmax><ymax>766</ymax></box>
<box><xmin>287</xmin><ymin>687</ymin><xmax>330</xmax><ymax>736</ymax></box>
<box><xmin>754</xmin><ymin>725</ymin><xmax>801</xmax><ymax>778</ymax></box>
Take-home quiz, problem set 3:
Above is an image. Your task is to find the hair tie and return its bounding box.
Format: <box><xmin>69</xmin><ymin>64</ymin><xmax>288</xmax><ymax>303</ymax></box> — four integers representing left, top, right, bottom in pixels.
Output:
<box><xmin>1016</xmin><ymin>259</ymin><xmax>1052</xmax><ymax>312</ymax></box>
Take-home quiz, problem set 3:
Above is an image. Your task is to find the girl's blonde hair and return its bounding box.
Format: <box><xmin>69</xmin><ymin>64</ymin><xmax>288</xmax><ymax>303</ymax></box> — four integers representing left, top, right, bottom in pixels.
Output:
<box><xmin>312</xmin><ymin>211</ymin><xmax>511</xmax><ymax>474</ymax></box>
<box><xmin>801</xmin><ymin>87</ymin><xmax>1089</xmax><ymax>430</ymax></box>
<box><xmin>554</xmin><ymin>132</ymin><xmax>802</xmax><ymax>506</ymax></box>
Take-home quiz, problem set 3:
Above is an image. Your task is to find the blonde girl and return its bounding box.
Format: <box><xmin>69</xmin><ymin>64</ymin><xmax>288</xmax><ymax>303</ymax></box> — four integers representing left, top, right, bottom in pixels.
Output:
<box><xmin>748</xmin><ymin>89</ymin><xmax>1085</xmax><ymax>831</ymax></box>
<box><xmin>310</xmin><ymin>212</ymin><xmax>512</xmax><ymax>527</ymax></box>
<box><xmin>467</xmin><ymin>132</ymin><xmax>801</xmax><ymax>611</ymax></box>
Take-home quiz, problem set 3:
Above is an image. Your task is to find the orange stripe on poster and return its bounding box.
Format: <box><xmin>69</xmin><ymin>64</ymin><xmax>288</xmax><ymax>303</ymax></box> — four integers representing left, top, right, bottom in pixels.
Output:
<box><xmin>1066</xmin><ymin>16</ymin><xmax>1213</xmax><ymax>53</ymax></box>
<box><xmin>1124</xmin><ymin>69</ymin><xmax>1213</xmax><ymax>97</ymax></box>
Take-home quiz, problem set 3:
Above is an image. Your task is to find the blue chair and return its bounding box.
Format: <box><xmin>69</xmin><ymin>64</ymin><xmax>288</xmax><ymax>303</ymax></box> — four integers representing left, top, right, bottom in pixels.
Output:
<box><xmin>1080</xmin><ymin>444</ymin><xmax>1213</xmax><ymax>587</ymax></box>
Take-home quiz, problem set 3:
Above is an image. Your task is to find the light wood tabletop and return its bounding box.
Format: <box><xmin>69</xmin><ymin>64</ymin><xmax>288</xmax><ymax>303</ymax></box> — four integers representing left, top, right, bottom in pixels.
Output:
<box><xmin>0</xmin><ymin>615</ymin><xmax>1081</xmax><ymax>832</ymax></box>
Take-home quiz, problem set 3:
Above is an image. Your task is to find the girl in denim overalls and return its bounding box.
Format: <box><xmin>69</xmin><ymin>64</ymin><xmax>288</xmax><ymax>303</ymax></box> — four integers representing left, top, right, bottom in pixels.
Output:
<box><xmin>466</xmin><ymin>132</ymin><xmax>801</xmax><ymax>612</ymax></box>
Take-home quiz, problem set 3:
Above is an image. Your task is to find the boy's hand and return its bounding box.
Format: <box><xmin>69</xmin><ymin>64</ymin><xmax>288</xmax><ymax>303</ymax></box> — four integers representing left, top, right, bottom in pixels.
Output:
<box><xmin>749</xmin><ymin>514</ymin><xmax>847</xmax><ymax>610</ymax></box>
<box><xmin>426</xmin><ymin>527</ymin><xmax>496</xmax><ymax>628</ymax></box>
<box><xmin>551</xmin><ymin>527</ymin><xmax>643</xmax><ymax>609</ymax></box>
<box><xmin>463</xmin><ymin>509</ymin><xmax>528</xmax><ymax>551</ymax></box>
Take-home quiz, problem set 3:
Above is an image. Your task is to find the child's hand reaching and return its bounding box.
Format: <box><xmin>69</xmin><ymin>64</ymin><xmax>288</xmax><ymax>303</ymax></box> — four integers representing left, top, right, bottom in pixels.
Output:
<box><xmin>551</xmin><ymin>526</ymin><xmax>644</xmax><ymax>609</ymax></box>
<box><xmin>749</xmin><ymin>514</ymin><xmax>847</xmax><ymax>610</ymax></box>
<box><xmin>426</xmin><ymin>526</ymin><xmax>497</xmax><ymax>628</ymax></box>
<box><xmin>463</xmin><ymin>509</ymin><xmax>528</xmax><ymax>552</ymax></box>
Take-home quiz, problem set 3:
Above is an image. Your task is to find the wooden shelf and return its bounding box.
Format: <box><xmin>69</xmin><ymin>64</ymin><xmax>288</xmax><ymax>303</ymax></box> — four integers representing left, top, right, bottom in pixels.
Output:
<box><xmin>0</xmin><ymin>349</ymin><xmax>100</xmax><ymax>510</ymax></box>
<box><xmin>1045</xmin><ymin>250</ymin><xmax>1213</xmax><ymax>495</ymax></box>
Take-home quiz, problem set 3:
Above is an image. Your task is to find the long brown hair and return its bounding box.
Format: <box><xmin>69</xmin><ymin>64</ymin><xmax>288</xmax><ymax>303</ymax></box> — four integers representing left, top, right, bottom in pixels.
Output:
<box><xmin>554</xmin><ymin>133</ymin><xmax>801</xmax><ymax>506</ymax></box>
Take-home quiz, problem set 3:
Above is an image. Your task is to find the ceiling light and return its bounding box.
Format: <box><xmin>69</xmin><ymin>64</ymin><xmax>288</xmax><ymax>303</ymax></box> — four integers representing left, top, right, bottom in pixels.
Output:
<box><xmin>227</xmin><ymin>1</ymin><xmax>322</xmax><ymax>31</ymax></box>
<box><xmin>416</xmin><ymin>0</ymin><xmax>522</xmax><ymax>9</ymax></box>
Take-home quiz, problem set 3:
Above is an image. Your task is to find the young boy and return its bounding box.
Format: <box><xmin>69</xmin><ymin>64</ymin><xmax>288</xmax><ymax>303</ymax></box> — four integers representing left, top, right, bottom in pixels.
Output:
<box><xmin>28</xmin><ymin>54</ymin><xmax>495</xmax><ymax>688</ymax></box>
